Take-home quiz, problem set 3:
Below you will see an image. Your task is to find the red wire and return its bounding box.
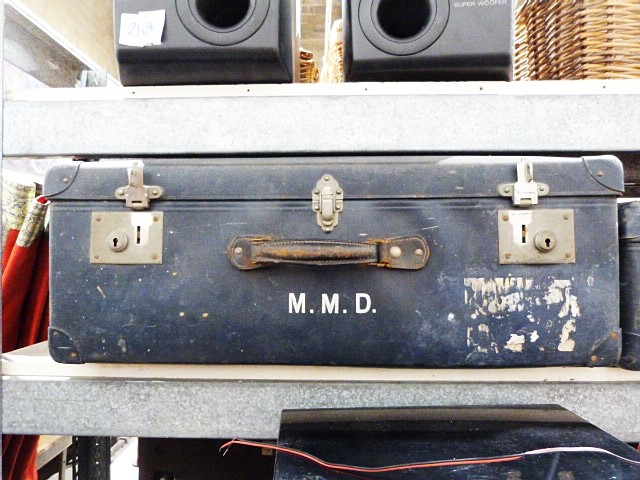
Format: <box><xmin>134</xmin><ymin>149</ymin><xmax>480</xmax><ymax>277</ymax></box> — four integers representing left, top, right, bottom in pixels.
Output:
<box><xmin>220</xmin><ymin>439</ymin><xmax>524</xmax><ymax>473</ymax></box>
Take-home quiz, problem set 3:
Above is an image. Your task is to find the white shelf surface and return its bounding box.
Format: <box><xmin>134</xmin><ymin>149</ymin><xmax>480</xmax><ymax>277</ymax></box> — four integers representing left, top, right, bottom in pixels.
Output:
<box><xmin>4</xmin><ymin>80</ymin><xmax>640</xmax><ymax>157</ymax></box>
<box><xmin>3</xmin><ymin>343</ymin><xmax>640</xmax><ymax>441</ymax></box>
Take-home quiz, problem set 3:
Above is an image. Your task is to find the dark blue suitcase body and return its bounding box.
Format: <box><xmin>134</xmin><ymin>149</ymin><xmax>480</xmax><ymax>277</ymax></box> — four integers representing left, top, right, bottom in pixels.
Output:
<box><xmin>619</xmin><ymin>201</ymin><xmax>640</xmax><ymax>370</ymax></box>
<box><xmin>45</xmin><ymin>155</ymin><xmax>623</xmax><ymax>366</ymax></box>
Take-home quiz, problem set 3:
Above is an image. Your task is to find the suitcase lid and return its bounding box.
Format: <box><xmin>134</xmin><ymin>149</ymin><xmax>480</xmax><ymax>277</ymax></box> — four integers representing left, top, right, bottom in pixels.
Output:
<box><xmin>44</xmin><ymin>155</ymin><xmax>623</xmax><ymax>202</ymax></box>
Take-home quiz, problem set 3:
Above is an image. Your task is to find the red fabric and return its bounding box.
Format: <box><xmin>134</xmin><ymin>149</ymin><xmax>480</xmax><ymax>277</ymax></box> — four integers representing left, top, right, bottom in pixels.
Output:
<box><xmin>2</xmin><ymin>228</ymin><xmax>50</xmax><ymax>480</ymax></box>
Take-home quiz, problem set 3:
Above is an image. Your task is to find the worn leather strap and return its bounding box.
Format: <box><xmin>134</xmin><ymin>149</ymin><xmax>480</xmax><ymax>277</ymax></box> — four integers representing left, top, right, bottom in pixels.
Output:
<box><xmin>229</xmin><ymin>236</ymin><xmax>429</xmax><ymax>270</ymax></box>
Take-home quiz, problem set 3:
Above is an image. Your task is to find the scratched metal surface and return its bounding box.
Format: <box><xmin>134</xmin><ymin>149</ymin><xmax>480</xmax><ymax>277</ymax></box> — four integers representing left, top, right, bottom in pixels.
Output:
<box><xmin>45</xmin><ymin>155</ymin><xmax>622</xmax><ymax>366</ymax></box>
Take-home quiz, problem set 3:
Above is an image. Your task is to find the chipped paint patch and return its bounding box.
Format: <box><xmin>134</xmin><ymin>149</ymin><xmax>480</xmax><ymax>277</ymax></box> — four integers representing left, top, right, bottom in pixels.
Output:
<box><xmin>505</xmin><ymin>334</ymin><xmax>525</xmax><ymax>352</ymax></box>
<box><xmin>464</xmin><ymin>277</ymin><xmax>582</xmax><ymax>356</ymax></box>
<box><xmin>546</xmin><ymin>280</ymin><xmax>581</xmax><ymax>318</ymax></box>
<box><xmin>558</xmin><ymin>319</ymin><xmax>577</xmax><ymax>352</ymax></box>
<box><xmin>464</xmin><ymin>277</ymin><xmax>534</xmax><ymax>316</ymax></box>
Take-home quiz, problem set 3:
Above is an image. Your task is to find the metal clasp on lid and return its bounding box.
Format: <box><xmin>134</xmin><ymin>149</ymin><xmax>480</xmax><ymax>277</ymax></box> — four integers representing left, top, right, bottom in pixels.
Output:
<box><xmin>115</xmin><ymin>161</ymin><xmax>163</xmax><ymax>210</ymax></box>
<box><xmin>312</xmin><ymin>174</ymin><xmax>343</xmax><ymax>233</ymax></box>
<box><xmin>499</xmin><ymin>160</ymin><xmax>549</xmax><ymax>207</ymax></box>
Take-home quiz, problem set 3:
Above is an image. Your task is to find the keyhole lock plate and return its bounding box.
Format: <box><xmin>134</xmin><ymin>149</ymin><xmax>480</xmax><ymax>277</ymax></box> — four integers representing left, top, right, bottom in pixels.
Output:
<box><xmin>498</xmin><ymin>209</ymin><xmax>575</xmax><ymax>265</ymax></box>
<box><xmin>91</xmin><ymin>212</ymin><xmax>163</xmax><ymax>264</ymax></box>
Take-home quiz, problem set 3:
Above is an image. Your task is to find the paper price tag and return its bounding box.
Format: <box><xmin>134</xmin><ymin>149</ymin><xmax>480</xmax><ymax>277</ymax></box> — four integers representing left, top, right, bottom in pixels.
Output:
<box><xmin>119</xmin><ymin>10</ymin><xmax>166</xmax><ymax>47</ymax></box>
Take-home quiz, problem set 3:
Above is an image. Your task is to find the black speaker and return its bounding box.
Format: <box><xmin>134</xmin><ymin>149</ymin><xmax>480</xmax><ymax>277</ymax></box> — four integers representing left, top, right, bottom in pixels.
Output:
<box><xmin>115</xmin><ymin>0</ymin><xmax>296</xmax><ymax>86</ymax></box>
<box><xmin>343</xmin><ymin>0</ymin><xmax>513</xmax><ymax>82</ymax></box>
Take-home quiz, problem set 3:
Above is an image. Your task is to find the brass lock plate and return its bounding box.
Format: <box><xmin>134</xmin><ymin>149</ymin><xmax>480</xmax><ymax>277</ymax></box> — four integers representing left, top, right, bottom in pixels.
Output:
<box><xmin>90</xmin><ymin>212</ymin><xmax>163</xmax><ymax>264</ymax></box>
<box><xmin>498</xmin><ymin>209</ymin><xmax>575</xmax><ymax>264</ymax></box>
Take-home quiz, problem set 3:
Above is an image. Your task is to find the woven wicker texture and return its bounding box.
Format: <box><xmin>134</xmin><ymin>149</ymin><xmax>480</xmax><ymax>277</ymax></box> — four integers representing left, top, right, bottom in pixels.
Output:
<box><xmin>516</xmin><ymin>0</ymin><xmax>640</xmax><ymax>80</ymax></box>
<box><xmin>320</xmin><ymin>19</ymin><xmax>344</xmax><ymax>83</ymax></box>
<box><xmin>300</xmin><ymin>48</ymin><xmax>319</xmax><ymax>83</ymax></box>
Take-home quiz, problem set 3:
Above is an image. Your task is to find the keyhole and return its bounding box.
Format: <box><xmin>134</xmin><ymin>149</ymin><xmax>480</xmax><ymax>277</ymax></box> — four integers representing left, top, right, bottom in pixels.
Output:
<box><xmin>106</xmin><ymin>230</ymin><xmax>128</xmax><ymax>252</ymax></box>
<box><xmin>545</xmin><ymin>237</ymin><xmax>551</xmax><ymax>248</ymax></box>
<box><xmin>521</xmin><ymin>225</ymin><xmax>527</xmax><ymax>244</ymax></box>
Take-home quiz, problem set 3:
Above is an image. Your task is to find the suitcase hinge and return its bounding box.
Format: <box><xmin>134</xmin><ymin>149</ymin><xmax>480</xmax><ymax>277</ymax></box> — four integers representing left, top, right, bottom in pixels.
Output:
<box><xmin>312</xmin><ymin>174</ymin><xmax>344</xmax><ymax>233</ymax></box>
<box><xmin>498</xmin><ymin>160</ymin><xmax>549</xmax><ymax>207</ymax></box>
<box><xmin>114</xmin><ymin>161</ymin><xmax>164</xmax><ymax>210</ymax></box>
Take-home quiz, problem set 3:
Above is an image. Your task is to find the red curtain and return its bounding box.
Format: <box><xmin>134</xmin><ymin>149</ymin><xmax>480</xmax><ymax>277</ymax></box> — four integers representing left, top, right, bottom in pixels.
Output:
<box><xmin>2</xmin><ymin>179</ymin><xmax>51</xmax><ymax>480</ymax></box>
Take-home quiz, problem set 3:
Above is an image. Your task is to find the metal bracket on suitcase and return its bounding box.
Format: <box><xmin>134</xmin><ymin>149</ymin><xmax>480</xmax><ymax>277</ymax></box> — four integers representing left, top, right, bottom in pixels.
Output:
<box><xmin>498</xmin><ymin>209</ymin><xmax>575</xmax><ymax>264</ymax></box>
<box><xmin>312</xmin><ymin>174</ymin><xmax>343</xmax><ymax>233</ymax></box>
<box><xmin>498</xmin><ymin>160</ymin><xmax>549</xmax><ymax>207</ymax></box>
<box><xmin>114</xmin><ymin>161</ymin><xmax>164</xmax><ymax>210</ymax></box>
<box><xmin>90</xmin><ymin>212</ymin><xmax>163</xmax><ymax>264</ymax></box>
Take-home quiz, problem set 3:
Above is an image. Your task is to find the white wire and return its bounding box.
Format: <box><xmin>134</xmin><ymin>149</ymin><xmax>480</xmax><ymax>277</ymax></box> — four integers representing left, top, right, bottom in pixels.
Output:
<box><xmin>523</xmin><ymin>446</ymin><xmax>640</xmax><ymax>466</ymax></box>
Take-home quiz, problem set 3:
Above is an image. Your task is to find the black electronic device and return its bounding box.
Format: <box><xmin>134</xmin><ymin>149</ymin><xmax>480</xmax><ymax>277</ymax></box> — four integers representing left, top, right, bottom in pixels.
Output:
<box><xmin>343</xmin><ymin>0</ymin><xmax>514</xmax><ymax>81</ymax></box>
<box><xmin>274</xmin><ymin>406</ymin><xmax>640</xmax><ymax>479</ymax></box>
<box><xmin>114</xmin><ymin>0</ymin><xmax>296</xmax><ymax>86</ymax></box>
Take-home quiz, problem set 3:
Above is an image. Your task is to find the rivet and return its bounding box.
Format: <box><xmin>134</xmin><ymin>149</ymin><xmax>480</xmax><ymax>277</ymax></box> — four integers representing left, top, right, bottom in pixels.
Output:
<box><xmin>502</xmin><ymin>214</ymin><xmax>509</xmax><ymax>221</ymax></box>
<box><xmin>505</xmin><ymin>253</ymin><xmax>512</xmax><ymax>259</ymax></box>
<box><xmin>336</xmin><ymin>189</ymin><xmax>342</xmax><ymax>195</ymax></box>
<box><xmin>565</xmin><ymin>253</ymin><xmax>572</xmax><ymax>258</ymax></box>
<box><xmin>153</xmin><ymin>216</ymin><xmax>159</xmax><ymax>222</ymax></box>
<box><xmin>597</xmin><ymin>170</ymin><xmax>604</xmax><ymax>178</ymax></box>
<box><xmin>151</xmin><ymin>253</ymin><xmax>159</xmax><ymax>260</ymax></box>
<box><xmin>313</xmin><ymin>189</ymin><xmax>320</xmax><ymax>194</ymax></box>
<box><xmin>94</xmin><ymin>255</ymin><xmax>100</xmax><ymax>260</ymax></box>
<box><xmin>390</xmin><ymin>246</ymin><xmax>402</xmax><ymax>258</ymax></box>
<box><xmin>591</xmin><ymin>355</ymin><xmax>598</xmax><ymax>362</ymax></box>
<box><xmin>313</xmin><ymin>205</ymin><xmax>320</xmax><ymax>211</ymax></box>
<box><xmin>539</xmin><ymin>186</ymin><xmax>545</xmax><ymax>192</ymax></box>
<box><xmin>234</xmin><ymin>247</ymin><xmax>243</xmax><ymax>256</ymax></box>
<box><xmin>415</xmin><ymin>248</ymin><xmax>424</xmax><ymax>257</ymax></box>
<box><xmin>563</xmin><ymin>214</ymin><xmax>569</xmax><ymax>220</ymax></box>
<box><xmin>96</xmin><ymin>217</ymin><xmax>102</xmax><ymax>222</ymax></box>
<box><xmin>611</xmin><ymin>332</ymin><xmax>619</xmax><ymax>340</ymax></box>
<box><xmin>63</xmin><ymin>177</ymin><xmax>70</xmax><ymax>184</ymax></box>
<box><xmin>53</xmin><ymin>330</ymin><xmax>59</xmax><ymax>337</ymax></box>
<box><xmin>152</xmin><ymin>190</ymin><xmax>158</xmax><ymax>195</ymax></box>
<box><xmin>70</xmin><ymin>352</ymin><xmax>78</xmax><ymax>358</ymax></box>
<box><xmin>202</xmin><ymin>312</ymin><xmax>209</xmax><ymax>318</ymax></box>
<box><xmin>117</xmin><ymin>189</ymin><xmax>125</xmax><ymax>196</ymax></box>
<box><xmin>323</xmin><ymin>175</ymin><xmax>330</xmax><ymax>181</ymax></box>
<box><xmin>504</xmin><ymin>187</ymin><xmax>511</xmax><ymax>193</ymax></box>
<box><xmin>336</xmin><ymin>205</ymin><xmax>341</xmax><ymax>211</ymax></box>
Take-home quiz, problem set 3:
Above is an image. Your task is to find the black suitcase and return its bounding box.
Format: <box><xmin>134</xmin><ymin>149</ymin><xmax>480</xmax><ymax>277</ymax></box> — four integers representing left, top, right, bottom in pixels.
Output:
<box><xmin>619</xmin><ymin>200</ymin><xmax>640</xmax><ymax>370</ymax></box>
<box><xmin>45</xmin><ymin>155</ymin><xmax>623</xmax><ymax>366</ymax></box>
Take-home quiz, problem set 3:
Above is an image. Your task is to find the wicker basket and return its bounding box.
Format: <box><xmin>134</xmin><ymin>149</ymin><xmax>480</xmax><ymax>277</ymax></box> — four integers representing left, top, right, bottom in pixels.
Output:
<box><xmin>299</xmin><ymin>48</ymin><xmax>319</xmax><ymax>83</ymax></box>
<box><xmin>320</xmin><ymin>19</ymin><xmax>344</xmax><ymax>83</ymax></box>
<box><xmin>516</xmin><ymin>0</ymin><xmax>640</xmax><ymax>80</ymax></box>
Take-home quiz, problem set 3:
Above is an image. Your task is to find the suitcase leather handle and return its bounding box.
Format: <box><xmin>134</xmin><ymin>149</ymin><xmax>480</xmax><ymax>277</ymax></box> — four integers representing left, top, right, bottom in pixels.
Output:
<box><xmin>228</xmin><ymin>235</ymin><xmax>429</xmax><ymax>270</ymax></box>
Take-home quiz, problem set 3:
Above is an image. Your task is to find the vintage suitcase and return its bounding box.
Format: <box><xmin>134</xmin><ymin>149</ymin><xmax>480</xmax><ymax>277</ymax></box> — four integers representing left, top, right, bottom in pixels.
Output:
<box><xmin>619</xmin><ymin>200</ymin><xmax>640</xmax><ymax>370</ymax></box>
<box><xmin>45</xmin><ymin>155</ymin><xmax>623</xmax><ymax>366</ymax></box>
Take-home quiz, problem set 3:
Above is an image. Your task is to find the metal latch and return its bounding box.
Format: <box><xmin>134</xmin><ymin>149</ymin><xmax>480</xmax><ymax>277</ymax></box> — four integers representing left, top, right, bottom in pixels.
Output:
<box><xmin>115</xmin><ymin>161</ymin><xmax>163</xmax><ymax>210</ymax></box>
<box><xmin>312</xmin><ymin>174</ymin><xmax>343</xmax><ymax>233</ymax></box>
<box><xmin>498</xmin><ymin>160</ymin><xmax>549</xmax><ymax>207</ymax></box>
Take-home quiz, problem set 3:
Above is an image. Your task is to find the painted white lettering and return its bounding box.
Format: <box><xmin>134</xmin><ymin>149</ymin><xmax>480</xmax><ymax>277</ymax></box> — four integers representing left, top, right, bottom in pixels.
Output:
<box><xmin>322</xmin><ymin>293</ymin><xmax>340</xmax><ymax>314</ymax></box>
<box><xmin>289</xmin><ymin>293</ymin><xmax>306</xmax><ymax>314</ymax></box>
<box><xmin>356</xmin><ymin>293</ymin><xmax>372</xmax><ymax>314</ymax></box>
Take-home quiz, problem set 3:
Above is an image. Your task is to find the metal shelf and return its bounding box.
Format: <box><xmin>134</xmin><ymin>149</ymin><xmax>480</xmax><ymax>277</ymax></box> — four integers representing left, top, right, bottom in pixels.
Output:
<box><xmin>3</xmin><ymin>82</ymin><xmax>640</xmax><ymax>443</ymax></box>
<box><xmin>2</xmin><ymin>343</ymin><xmax>640</xmax><ymax>441</ymax></box>
<box><xmin>4</xmin><ymin>80</ymin><xmax>640</xmax><ymax>157</ymax></box>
